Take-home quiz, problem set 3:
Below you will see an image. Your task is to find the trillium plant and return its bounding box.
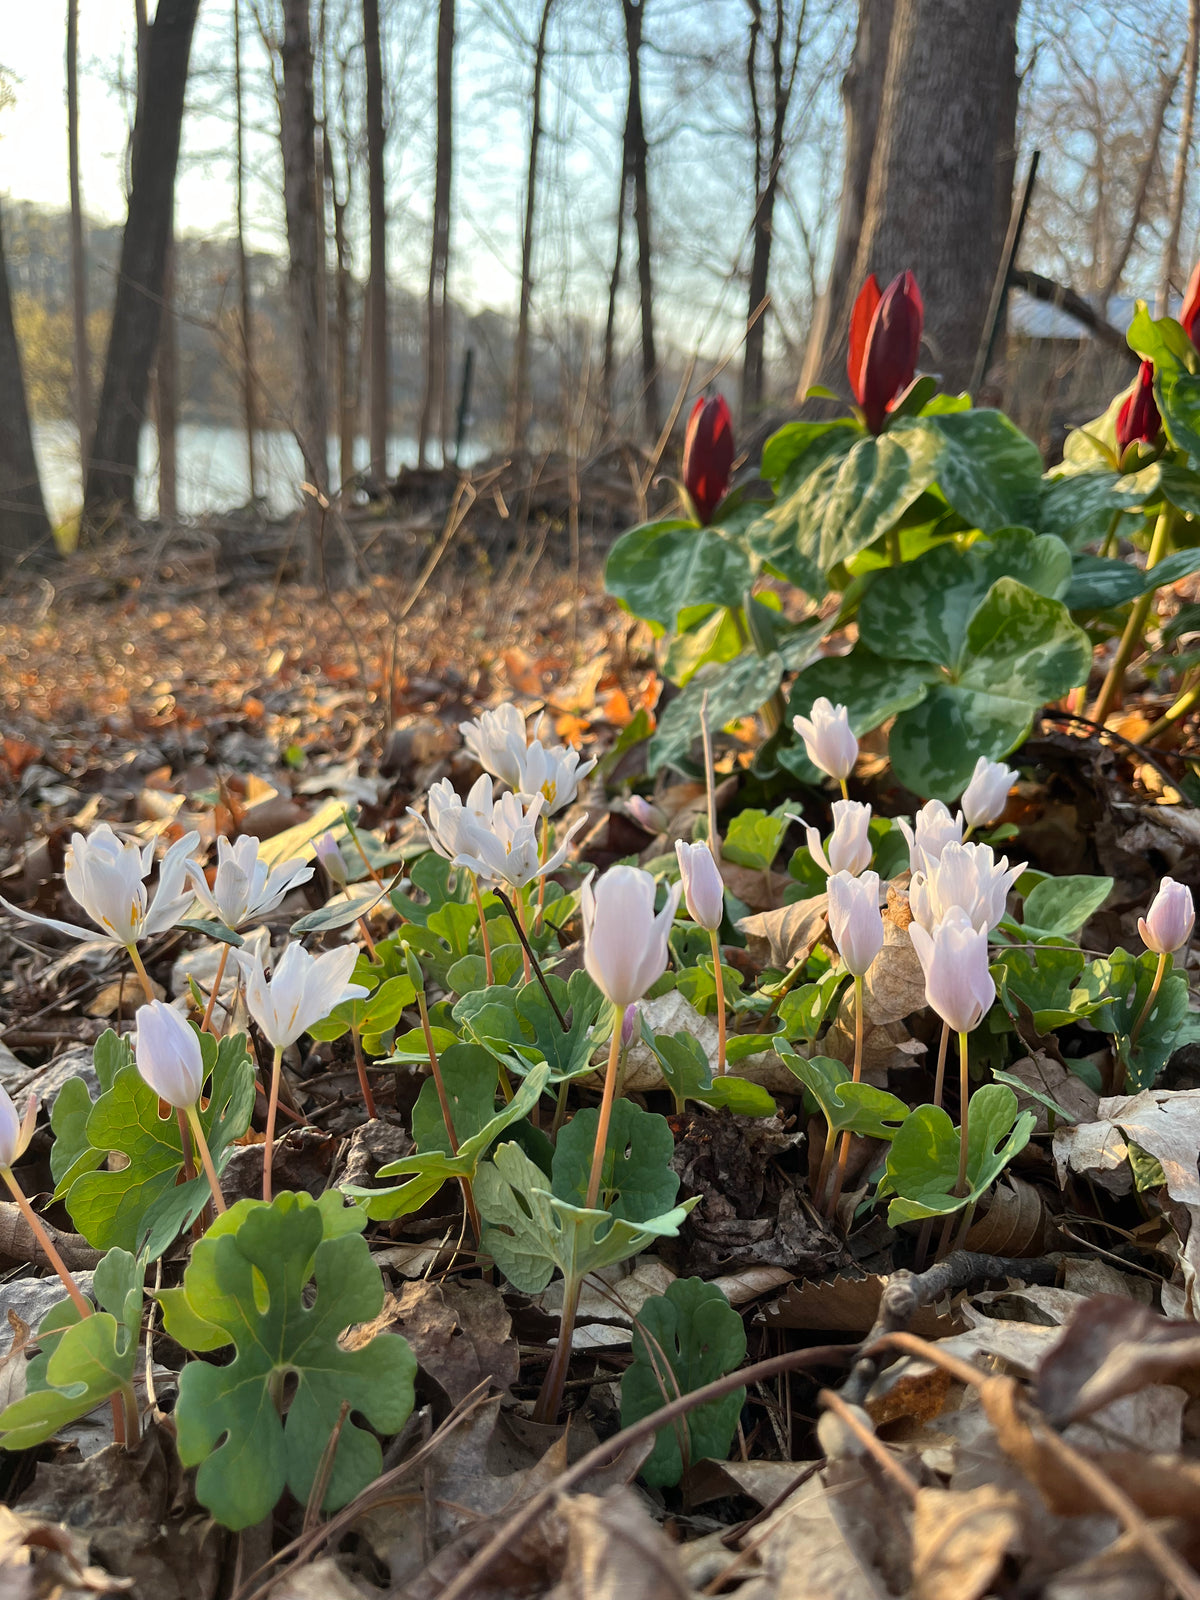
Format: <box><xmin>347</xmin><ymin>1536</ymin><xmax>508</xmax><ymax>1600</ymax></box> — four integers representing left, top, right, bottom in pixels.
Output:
<box><xmin>5</xmin><ymin>259</ymin><xmax>1200</xmax><ymax>1540</ymax></box>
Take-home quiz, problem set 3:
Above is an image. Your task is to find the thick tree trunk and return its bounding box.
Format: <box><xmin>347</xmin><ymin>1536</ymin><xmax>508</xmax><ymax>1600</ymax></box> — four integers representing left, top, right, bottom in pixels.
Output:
<box><xmin>363</xmin><ymin>0</ymin><xmax>388</xmax><ymax>475</ymax></box>
<box><xmin>844</xmin><ymin>0</ymin><xmax>1020</xmax><ymax>397</ymax></box>
<box><xmin>83</xmin><ymin>0</ymin><xmax>199</xmax><ymax>527</ymax></box>
<box><xmin>0</xmin><ymin>198</ymin><xmax>52</xmax><ymax>572</ymax></box>
<box><xmin>418</xmin><ymin>0</ymin><xmax>454</xmax><ymax>470</ymax></box>
<box><xmin>67</xmin><ymin>0</ymin><xmax>92</xmax><ymax>474</ymax></box>
<box><xmin>621</xmin><ymin>0</ymin><xmax>660</xmax><ymax>441</ymax></box>
<box><xmin>233</xmin><ymin>0</ymin><xmax>258</xmax><ymax>501</ymax></box>
<box><xmin>280</xmin><ymin>0</ymin><xmax>328</xmax><ymax>565</ymax></box>
<box><xmin>796</xmin><ymin>0</ymin><xmax>895</xmax><ymax>398</ymax></box>
<box><xmin>510</xmin><ymin>0</ymin><xmax>555</xmax><ymax>453</ymax></box>
<box><xmin>1159</xmin><ymin>0</ymin><xmax>1200</xmax><ymax>315</ymax></box>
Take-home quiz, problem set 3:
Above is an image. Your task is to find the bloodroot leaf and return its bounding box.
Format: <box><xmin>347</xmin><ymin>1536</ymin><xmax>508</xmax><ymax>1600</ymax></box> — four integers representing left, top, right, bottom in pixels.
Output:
<box><xmin>172</xmin><ymin>1192</ymin><xmax>416</xmax><ymax>1531</ymax></box>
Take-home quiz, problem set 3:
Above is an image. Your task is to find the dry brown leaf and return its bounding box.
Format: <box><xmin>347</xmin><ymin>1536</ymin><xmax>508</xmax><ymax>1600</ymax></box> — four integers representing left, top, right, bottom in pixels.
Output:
<box><xmin>718</xmin><ymin>861</ymin><xmax>794</xmax><ymax>912</ymax></box>
<box><xmin>738</xmin><ymin>893</ymin><xmax>828</xmax><ymax>971</ymax></box>
<box><xmin>269</xmin><ymin>1559</ymin><xmax>375</xmax><ymax>1599</ymax></box>
<box><xmin>763</xmin><ymin>1274</ymin><xmax>962</xmax><ymax>1338</ymax></box>
<box><xmin>1035</xmin><ymin>1296</ymin><xmax>1200</xmax><ymax>1424</ymax></box>
<box><xmin>86</xmin><ymin>975</ymin><xmax>166</xmax><ymax>1016</ymax></box>
<box><xmin>1003</xmin><ymin>1053</ymin><xmax>1100</xmax><ymax>1134</ymax></box>
<box><xmin>0</xmin><ymin>1504</ymin><xmax>132</xmax><ymax>1596</ymax></box>
<box><xmin>544</xmin><ymin>1489</ymin><xmax>694</xmax><ymax>1600</ymax></box>
<box><xmin>1055</xmin><ymin>1089</ymin><xmax>1200</xmax><ymax>1206</ymax></box>
<box><xmin>964</xmin><ymin>1176</ymin><xmax>1049</xmax><ymax>1257</ymax></box>
<box><xmin>343</xmin><ymin>1280</ymin><xmax>519</xmax><ymax>1403</ymax></box>
<box><xmin>911</xmin><ymin>1484</ymin><xmax>1025</xmax><ymax>1600</ymax></box>
<box><xmin>732</xmin><ymin>1464</ymin><xmax>896</xmax><ymax>1600</ymax></box>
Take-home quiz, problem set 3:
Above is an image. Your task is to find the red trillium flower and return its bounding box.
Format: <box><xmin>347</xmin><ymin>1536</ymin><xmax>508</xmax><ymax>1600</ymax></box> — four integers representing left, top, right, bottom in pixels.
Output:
<box><xmin>1115</xmin><ymin>359</ymin><xmax>1161</xmax><ymax>454</ymax></box>
<box><xmin>683</xmin><ymin>394</ymin><xmax>734</xmax><ymax>524</ymax></box>
<box><xmin>848</xmin><ymin>270</ymin><xmax>924</xmax><ymax>434</ymax></box>
<box><xmin>1182</xmin><ymin>259</ymin><xmax>1200</xmax><ymax>349</ymax></box>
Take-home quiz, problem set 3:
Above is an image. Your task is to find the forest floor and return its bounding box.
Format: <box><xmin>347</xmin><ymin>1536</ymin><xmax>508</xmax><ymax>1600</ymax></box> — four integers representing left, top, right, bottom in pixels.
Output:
<box><xmin>4</xmin><ymin>523</ymin><xmax>1200</xmax><ymax>1598</ymax></box>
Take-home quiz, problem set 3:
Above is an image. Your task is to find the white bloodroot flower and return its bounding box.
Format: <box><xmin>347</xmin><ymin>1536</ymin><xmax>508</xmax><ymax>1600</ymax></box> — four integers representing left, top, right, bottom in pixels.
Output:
<box><xmin>243</xmin><ymin>941</ymin><xmax>368</xmax><ymax>1050</ymax></box>
<box><xmin>408</xmin><ymin>774</ymin><xmax>495</xmax><ymax>860</ymax></box>
<box><xmin>1139</xmin><ymin>876</ymin><xmax>1195</xmax><ymax>956</ymax></box>
<box><xmin>896</xmin><ymin>799</ymin><xmax>964</xmax><ymax>876</ymax></box>
<box><xmin>313</xmin><ymin>832</ymin><xmax>350</xmax><ymax>889</ymax></box>
<box><xmin>827</xmin><ymin>870</ymin><xmax>884</xmax><ymax>978</ymax></box>
<box><xmin>793</xmin><ymin>799</ymin><xmax>873</xmax><ymax>877</ymax></box>
<box><xmin>0</xmin><ymin>1081</ymin><xmax>37</xmax><ymax>1172</ymax></box>
<box><xmin>908</xmin><ymin>841</ymin><xmax>1024</xmax><ymax>935</ymax></box>
<box><xmin>134</xmin><ymin>1000</ymin><xmax>206</xmax><ymax>1109</ymax></box>
<box><xmin>582</xmin><ymin>864</ymin><xmax>682</xmax><ymax>1008</ymax></box>
<box><xmin>793</xmin><ymin>698</ymin><xmax>858</xmax><ymax>782</ymax></box>
<box><xmin>675</xmin><ymin>840</ymin><xmax>724</xmax><ymax>931</ymax></box>
<box><xmin>459</xmin><ymin>704</ymin><xmax>528</xmax><ymax>788</ymax></box>
<box><xmin>514</xmin><ymin>738</ymin><xmax>597</xmax><ymax>815</ymax></box>
<box><xmin>909</xmin><ymin>905</ymin><xmax>996</xmax><ymax>1034</ymax></box>
<box><xmin>452</xmin><ymin>791</ymin><xmax>585</xmax><ymax>891</ymax></box>
<box><xmin>959</xmin><ymin>757</ymin><xmax>1017</xmax><ymax>831</ymax></box>
<box><xmin>0</xmin><ymin>823</ymin><xmax>200</xmax><ymax>949</ymax></box>
<box><xmin>186</xmin><ymin>836</ymin><xmax>312</xmax><ymax>931</ymax></box>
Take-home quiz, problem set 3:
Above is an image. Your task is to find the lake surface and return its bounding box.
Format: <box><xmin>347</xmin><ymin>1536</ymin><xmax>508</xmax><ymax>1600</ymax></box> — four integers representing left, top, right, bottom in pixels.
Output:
<box><xmin>32</xmin><ymin>421</ymin><xmax>488</xmax><ymax>522</ymax></box>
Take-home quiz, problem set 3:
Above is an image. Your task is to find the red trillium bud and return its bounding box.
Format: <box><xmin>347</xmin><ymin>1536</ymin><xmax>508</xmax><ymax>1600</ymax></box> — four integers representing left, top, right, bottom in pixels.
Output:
<box><xmin>847</xmin><ymin>270</ymin><xmax>924</xmax><ymax>435</ymax></box>
<box><xmin>1115</xmin><ymin>360</ymin><xmax>1161</xmax><ymax>454</ymax></box>
<box><xmin>683</xmin><ymin>394</ymin><xmax>734</xmax><ymax>524</ymax></box>
<box><xmin>1182</xmin><ymin>259</ymin><xmax>1200</xmax><ymax>350</ymax></box>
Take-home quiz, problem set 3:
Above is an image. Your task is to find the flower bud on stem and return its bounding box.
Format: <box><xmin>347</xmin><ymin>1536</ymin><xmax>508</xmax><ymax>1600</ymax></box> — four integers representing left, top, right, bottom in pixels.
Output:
<box><xmin>826</xmin><ymin>974</ymin><xmax>864</xmax><ymax>1219</ymax></box>
<box><xmin>710</xmin><ymin>929</ymin><xmax>727</xmax><ymax>1076</ymax></box>
<box><xmin>586</xmin><ymin>1006</ymin><xmax>627</xmax><ymax>1212</ymax></box>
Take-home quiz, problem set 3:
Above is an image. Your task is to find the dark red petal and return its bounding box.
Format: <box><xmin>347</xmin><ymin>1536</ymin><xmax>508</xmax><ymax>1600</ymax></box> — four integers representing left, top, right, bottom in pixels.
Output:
<box><xmin>847</xmin><ymin>274</ymin><xmax>882</xmax><ymax>405</ymax></box>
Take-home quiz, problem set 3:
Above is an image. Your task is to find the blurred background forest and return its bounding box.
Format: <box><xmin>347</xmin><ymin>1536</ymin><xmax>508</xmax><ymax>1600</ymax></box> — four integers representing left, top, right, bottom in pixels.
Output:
<box><xmin>0</xmin><ymin>0</ymin><xmax>1197</xmax><ymax>571</ymax></box>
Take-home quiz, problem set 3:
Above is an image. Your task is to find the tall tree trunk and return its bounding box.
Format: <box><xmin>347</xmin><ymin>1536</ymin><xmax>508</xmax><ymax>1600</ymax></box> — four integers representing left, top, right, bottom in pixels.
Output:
<box><xmin>67</xmin><ymin>0</ymin><xmax>92</xmax><ymax>477</ymax></box>
<box><xmin>602</xmin><ymin>163</ymin><xmax>628</xmax><ymax>423</ymax></box>
<box><xmin>280</xmin><ymin>0</ymin><xmax>328</xmax><ymax>567</ymax></box>
<box><xmin>796</xmin><ymin>0</ymin><xmax>895</xmax><ymax>398</ymax></box>
<box><xmin>233</xmin><ymin>0</ymin><xmax>258</xmax><ymax>501</ymax></box>
<box><xmin>621</xmin><ymin>0</ymin><xmax>660</xmax><ymax>441</ymax></box>
<box><xmin>155</xmin><ymin>233</ymin><xmax>178</xmax><ymax>520</ymax></box>
<box><xmin>844</xmin><ymin>0</ymin><xmax>1019</xmax><ymax>397</ymax></box>
<box><xmin>1160</xmin><ymin>0</ymin><xmax>1200</xmax><ymax>315</ymax></box>
<box><xmin>0</xmin><ymin>198</ymin><xmax>52</xmax><ymax>572</ymax></box>
<box><xmin>83</xmin><ymin>0</ymin><xmax>200</xmax><ymax>526</ymax></box>
<box><xmin>742</xmin><ymin>0</ymin><xmax>806</xmax><ymax>417</ymax></box>
<box><xmin>418</xmin><ymin>0</ymin><xmax>454</xmax><ymax>470</ymax></box>
<box><xmin>363</xmin><ymin>0</ymin><xmax>388</xmax><ymax>475</ymax></box>
<box><xmin>323</xmin><ymin>134</ymin><xmax>357</xmax><ymax>493</ymax></box>
<box><xmin>510</xmin><ymin>0</ymin><xmax>555</xmax><ymax>453</ymax></box>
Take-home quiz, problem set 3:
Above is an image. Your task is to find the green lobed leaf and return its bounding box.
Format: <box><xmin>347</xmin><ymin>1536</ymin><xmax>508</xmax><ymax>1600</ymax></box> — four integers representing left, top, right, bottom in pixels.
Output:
<box><xmin>454</xmin><ymin>971</ymin><xmax>605</xmax><ymax>1084</ymax></box>
<box><xmin>172</xmin><ymin>1192</ymin><xmax>416</xmax><ymax>1531</ymax></box>
<box><xmin>722</xmin><ymin>806</ymin><xmax>790</xmax><ymax>874</ymax></box>
<box><xmin>776</xmin><ymin>1048</ymin><xmax>909</xmax><ymax>1139</ymax></box>
<box><xmin>620</xmin><ymin>1279</ymin><xmax>747</xmax><ymax>1488</ymax></box>
<box><xmin>1020</xmin><ymin>875</ymin><xmax>1112</xmax><ymax>939</ymax></box>
<box><xmin>880</xmin><ymin>1085</ymin><xmax>1036</xmax><ymax>1225</ymax></box>
<box><xmin>552</xmin><ymin>1101</ymin><xmax>680</xmax><ymax>1222</ymax></box>
<box><xmin>307</xmin><ymin>974</ymin><xmax>417</xmax><ymax>1043</ymax></box>
<box><xmin>648</xmin><ymin>1029</ymin><xmax>776</xmax><ymax>1116</ymax></box>
<box><xmin>991</xmin><ymin>946</ymin><xmax>1114</xmax><ymax>1034</ymax></box>
<box><xmin>1078</xmin><ymin>948</ymin><xmax>1200</xmax><ymax>1091</ymax></box>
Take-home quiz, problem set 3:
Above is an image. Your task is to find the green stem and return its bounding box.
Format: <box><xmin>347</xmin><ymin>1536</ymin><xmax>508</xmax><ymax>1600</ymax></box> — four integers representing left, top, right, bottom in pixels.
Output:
<box><xmin>532</xmin><ymin>1272</ymin><xmax>582</xmax><ymax>1424</ymax></box>
<box><xmin>201</xmin><ymin>941</ymin><xmax>231</xmax><ymax>1035</ymax></box>
<box><xmin>586</xmin><ymin>1007</ymin><xmax>626</xmax><ymax>1211</ymax></box>
<box><xmin>471</xmin><ymin>874</ymin><xmax>494</xmax><ymax>984</ymax></box>
<box><xmin>955</xmin><ymin>1031</ymin><xmax>971</xmax><ymax>1197</ymax></box>
<box><xmin>886</xmin><ymin>526</ymin><xmax>902</xmax><ymax>567</ymax></box>
<box><xmin>826</xmin><ymin>973</ymin><xmax>864</xmax><ymax>1220</ymax></box>
<box><xmin>263</xmin><ymin>1045</ymin><xmax>284</xmax><ymax>1202</ymax></box>
<box><xmin>1099</xmin><ymin>506</ymin><xmax>1125</xmax><ymax>560</ymax></box>
<box><xmin>813</xmin><ymin>1119</ymin><xmax>838</xmax><ymax>1209</ymax></box>
<box><xmin>709</xmin><ymin>928</ymin><xmax>727</xmax><ymax>1076</ymax></box>
<box><xmin>126</xmin><ymin>943</ymin><xmax>156</xmax><ymax>1005</ymax></box>
<box><xmin>1</xmin><ymin>1167</ymin><xmax>92</xmax><ymax>1320</ymax></box>
<box><xmin>931</xmin><ymin>1019</ymin><xmax>951</xmax><ymax>1108</ymax></box>
<box><xmin>1141</xmin><ymin>669</ymin><xmax>1200</xmax><ymax>742</ymax></box>
<box><xmin>120</xmin><ymin>1380</ymin><xmax>141</xmax><ymax>1446</ymax></box>
<box><xmin>1091</xmin><ymin>502</ymin><xmax>1176</xmax><ymax>726</ymax></box>
<box><xmin>186</xmin><ymin>1103</ymin><xmax>228</xmax><ymax>1214</ymax></box>
<box><xmin>839</xmin><ymin>777</ymin><xmax>849</xmax><ymax>801</ymax></box>
<box><xmin>350</xmin><ymin>1027</ymin><xmax>378</xmax><ymax>1120</ymax></box>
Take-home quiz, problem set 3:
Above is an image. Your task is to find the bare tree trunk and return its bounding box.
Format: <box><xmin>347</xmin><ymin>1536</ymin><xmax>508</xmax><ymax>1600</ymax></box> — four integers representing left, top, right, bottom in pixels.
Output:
<box><xmin>323</xmin><ymin>134</ymin><xmax>356</xmax><ymax>493</ymax></box>
<box><xmin>510</xmin><ymin>0</ymin><xmax>555</xmax><ymax>453</ymax></box>
<box><xmin>280</xmin><ymin>0</ymin><xmax>328</xmax><ymax>569</ymax></box>
<box><xmin>0</xmin><ymin>197</ymin><xmax>52</xmax><ymax>572</ymax></box>
<box><xmin>1100</xmin><ymin>58</ymin><xmax>1180</xmax><ymax>305</ymax></box>
<box><xmin>621</xmin><ymin>0</ymin><xmax>660</xmax><ymax>440</ymax></box>
<box><xmin>742</xmin><ymin>0</ymin><xmax>807</xmax><ymax>417</ymax></box>
<box><xmin>363</xmin><ymin>0</ymin><xmax>388</xmax><ymax>475</ymax></box>
<box><xmin>1160</xmin><ymin>0</ymin><xmax>1200</xmax><ymax>315</ymax></box>
<box><xmin>602</xmin><ymin>162</ymin><xmax>628</xmax><ymax>423</ymax></box>
<box><xmin>418</xmin><ymin>0</ymin><xmax>454</xmax><ymax>470</ymax></box>
<box><xmin>844</xmin><ymin>0</ymin><xmax>1019</xmax><ymax>397</ymax></box>
<box><xmin>67</xmin><ymin>0</ymin><xmax>92</xmax><ymax>477</ymax></box>
<box><xmin>83</xmin><ymin>0</ymin><xmax>200</xmax><ymax>527</ymax></box>
<box><xmin>155</xmin><ymin>233</ymin><xmax>178</xmax><ymax>520</ymax></box>
<box><xmin>797</xmin><ymin>0</ymin><xmax>894</xmax><ymax>398</ymax></box>
<box><xmin>233</xmin><ymin>0</ymin><xmax>258</xmax><ymax>501</ymax></box>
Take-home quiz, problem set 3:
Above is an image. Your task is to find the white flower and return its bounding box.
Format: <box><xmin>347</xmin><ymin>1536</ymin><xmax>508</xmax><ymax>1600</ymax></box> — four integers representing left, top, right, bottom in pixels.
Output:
<box><xmin>515</xmin><ymin>739</ymin><xmax>597</xmax><ymax>815</ymax></box>
<box><xmin>896</xmin><ymin>800</ymin><xmax>964</xmax><ymax>876</ymax></box>
<box><xmin>909</xmin><ymin>841</ymin><xmax>1024</xmax><ymax>935</ymax></box>
<box><xmin>313</xmin><ymin>832</ymin><xmax>349</xmax><ymax>888</ymax></box>
<box><xmin>134</xmin><ymin>1000</ymin><xmax>205</xmax><ymax>1109</ymax></box>
<box><xmin>960</xmin><ymin>757</ymin><xmax>1017</xmax><ymax>831</ymax></box>
<box><xmin>243</xmin><ymin>941</ymin><xmax>369</xmax><ymax>1050</ymax></box>
<box><xmin>793</xmin><ymin>698</ymin><xmax>858</xmax><ymax>781</ymax></box>
<box><xmin>1139</xmin><ymin>876</ymin><xmax>1195</xmax><ymax>955</ymax></box>
<box><xmin>0</xmin><ymin>1081</ymin><xmax>36</xmax><ymax>1171</ymax></box>
<box><xmin>827</xmin><ymin>870</ymin><xmax>884</xmax><ymax>977</ymax></box>
<box><xmin>459</xmin><ymin>704</ymin><xmax>528</xmax><ymax>787</ymax></box>
<box><xmin>582</xmin><ymin>864</ymin><xmax>681</xmax><ymax>1008</ymax></box>
<box><xmin>0</xmin><ymin>823</ymin><xmax>200</xmax><ymax>949</ymax></box>
<box><xmin>626</xmin><ymin>795</ymin><xmax>667</xmax><ymax>833</ymax></box>
<box><xmin>452</xmin><ymin>791</ymin><xmax>585</xmax><ymax>891</ymax></box>
<box><xmin>675</xmin><ymin>840</ymin><xmax>724</xmax><ymax>931</ymax></box>
<box><xmin>793</xmin><ymin>799</ymin><xmax>872</xmax><ymax>877</ymax></box>
<box><xmin>408</xmin><ymin>774</ymin><xmax>494</xmax><ymax>861</ymax></box>
<box><xmin>186</xmin><ymin>836</ymin><xmax>312</xmax><ymax>931</ymax></box>
<box><xmin>908</xmin><ymin>906</ymin><xmax>995</xmax><ymax>1034</ymax></box>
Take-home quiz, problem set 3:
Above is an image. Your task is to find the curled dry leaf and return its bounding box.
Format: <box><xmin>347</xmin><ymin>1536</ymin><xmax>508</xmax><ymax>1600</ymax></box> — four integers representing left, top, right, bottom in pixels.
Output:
<box><xmin>544</xmin><ymin>1489</ymin><xmax>694</xmax><ymax>1600</ymax></box>
<box><xmin>911</xmin><ymin>1484</ymin><xmax>1025</xmax><ymax>1600</ymax></box>
<box><xmin>738</xmin><ymin>893</ymin><xmax>828</xmax><ymax>971</ymax></box>
<box><xmin>964</xmin><ymin>1176</ymin><xmax>1049</xmax><ymax>1258</ymax></box>
<box><xmin>1002</xmin><ymin>1053</ymin><xmax>1100</xmax><ymax>1134</ymax></box>
<box><xmin>1035</xmin><ymin>1295</ymin><xmax>1200</xmax><ymax>1425</ymax></box>
<box><xmin>764</xmin><ymin>1273</ymin><xmax>961</xmax><ymax>1338</ymax></box>
<box><xmin>344</xmin><ymin>1280</ymin><xmax>519</xmax><ymax>1404</ymax></box>
<box><xmin>1055</xmin><ymin>1088</ymin><xmax>1200</xmax><ymax>1206</ymax></box>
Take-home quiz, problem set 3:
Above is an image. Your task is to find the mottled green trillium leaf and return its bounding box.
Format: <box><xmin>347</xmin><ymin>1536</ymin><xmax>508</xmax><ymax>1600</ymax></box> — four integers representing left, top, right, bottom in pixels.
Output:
<box><xmin>647</xmin><ymin>1029</ymin><xmax>776</xmax><ymax>1117</ymax></box>
<box><xmin>0</xmin><ymin>1248</ymin><xmax>142</xmax><ymax>1451</ymax></box>
<box><xmin>342</xmin><ymin>1062</ymin><xmax>550</xmax><ymax>1220</ymax></box>
<box><xmin>648</xmin><ymin>651</ymin><xmax>785</xmax><ymax>778</ymax></box>
<box><xmin>785</xmin><ymin>650</ymin><xmax>931</xmax><ymax>745</ymax></box>
<box><xmin>776</xmin><ymin>1048</ymin><xmax>908</xmax><ymax>1140</ymax></box>
<box><xmin>171</xmin><ymin>1191</ymin><xmax>416</xmax><ymax>1531</ymax></box>
<box><xmin>475</xmin><ymin>1141</ymin><xmax>697</xmax><ymax>1295</ymax></box>
<box><xmin>58</xmin><ymin>1030</ymin><xmax>255</xmax><ymax>1259</ymax></box>
<box><xmin>620</xmin><ymin>1278</ymin><xmax>747</xmax><ymax>1488</ymax></box>
<box><xmin>552</xmin><ymin>1101</ymin><xmax>680</xmax><ymax>1222</ymax></box>
<box><xmin>605</xmin><ymin>518</ymin><xmax>753</xmax><ymax>631</ymax></box>
<box><xmin>1078</xmin><ymin>948</ymin><xmax>1200</xmax><ymax>1092</ymax></box>
<box><xmin>879</xmin><ymin>1085</ymin><xmax>1036</xmax><ymax>1225</ymax></box>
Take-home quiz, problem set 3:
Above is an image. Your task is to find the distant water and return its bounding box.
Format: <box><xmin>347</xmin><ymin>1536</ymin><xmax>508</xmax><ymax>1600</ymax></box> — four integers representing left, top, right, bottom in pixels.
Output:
<box><xmin>32</xmin><ymin>420</ymin><xmax>489</xmax><ymax>523</ymax></box>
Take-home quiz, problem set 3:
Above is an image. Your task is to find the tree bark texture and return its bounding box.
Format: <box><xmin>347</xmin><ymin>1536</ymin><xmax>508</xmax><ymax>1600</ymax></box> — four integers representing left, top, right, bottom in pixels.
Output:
<box><xmin>67</xmin><ymin>0</ymin><xmax>92</xmax><ymax>470</ymax></box>
<box><xmin>418</xmin><ymin>0</ymin><xmax>454</xmax><ymax>469</ymax></box>
<box><xmin>363</xmin><ymin>0</ymin><xmax>388</xmax><ymax>474</ymax></box>
<box><xmin>622</xmin><ymin>0</ymin><xmax>660</xmax><ymax>440</ymax></box>
<box><xmin>0</xmin><ymin>197</ymin><xmax>52</xmax><ymax>572</ymax></box>
<box><xmin>510</xmin><ymin>0</ymin><xmax>555</xmax><ymax>452</ymax></box>
<box><xmin>845</xmin><ymin>0</ymin><xmax>1020</xmax><ymax>396</ymax></box>
<box><xmin>155</xmin><ymin>234</ymin><xmax>178</xmax><ymax>521</ymax></box>
<box><xmin>233</xmin><ymin>0</ymin><xmax>258</xmax><ymax>501</ymax></box>
<box><xmin>797</xmin><ymin>0</ymin><xmax>894</xmax><ymax>399</ymax></box>
<box><xmin>83</xmin><ymin>0</ymin><xmax>199</xmax><ymax>526</ymax></box>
